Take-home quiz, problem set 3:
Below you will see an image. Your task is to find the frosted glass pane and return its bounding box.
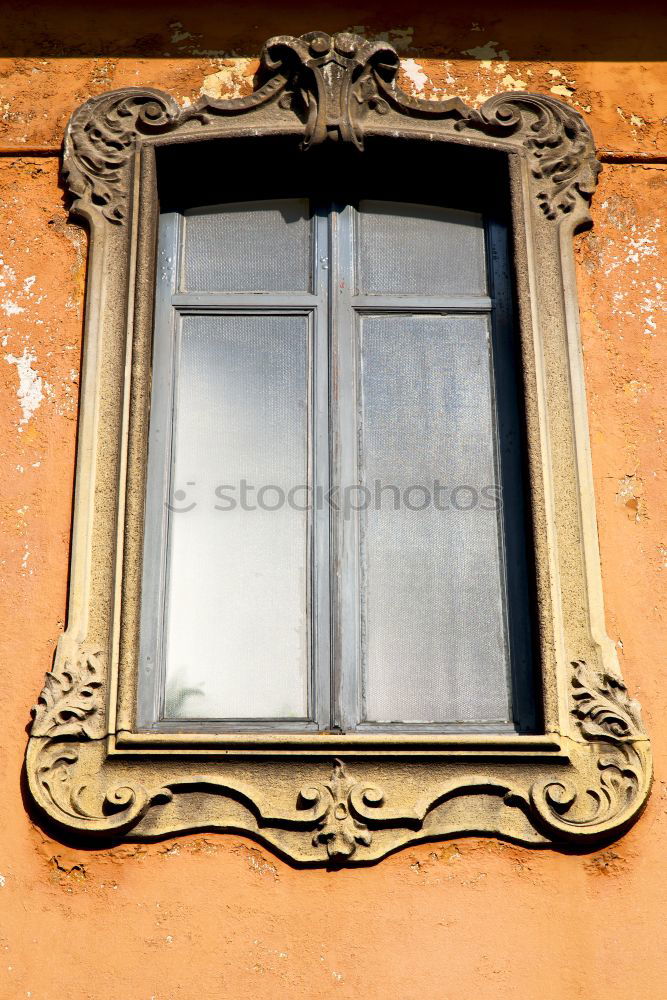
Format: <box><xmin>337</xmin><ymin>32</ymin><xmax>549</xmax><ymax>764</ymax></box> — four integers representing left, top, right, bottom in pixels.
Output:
<box><xmin>358</xmin><ymin>315</ymin><xmax>510</xmax><ymax>724</ymax></box>
<box><xmin>358</xmin><ymin>200</ymin><xmax>486</xmax><ymax>295</ymax></box>
<box><xmin>182</xmin><ymin>199</ymin><xmax>311</xmax><ymax>292</ymax></box>
<box><xmin>163</xmin><ymin>315</ymin><xmax>309</xmax><ymax>720</ymax></box>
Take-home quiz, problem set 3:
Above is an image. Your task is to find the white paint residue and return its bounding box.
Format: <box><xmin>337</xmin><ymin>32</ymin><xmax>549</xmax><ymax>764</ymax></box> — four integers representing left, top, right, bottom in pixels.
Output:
<box><xmin>501</xmin><ymin>74</ymin><xmax>527</xmax><ymax>91</ymax></box>
<box><xmin>1</xmin><ymin>299</ymin><xmax>24</xmax><ymax>316</ymax></box>
<box><xmin>0</xmin><ymin>256</ymin><xmax>45</xmax><ymax>318</ymax></box>
<box><xmin>402</xmin><ymin>58</ymin><xmax>428</xmax><ymax>94</ymax></box>
<box><xmin>603</xmin><ymin>220</ymin><xmax>661</xmax><ymax>277</ymax></box>
<box><xmin>0</xmin><ymin>874</ymin><xmax>5</xmax><ymax>888</ymax></box>
<box><xmin>551</xmin><ymin>84</ymin><xmax>574</xmax><ymax>98</ymax></box>
<box><xmin>5</xmin><ymin>347</ymin><xmax>44</xmax><ymax>430</ymax></box>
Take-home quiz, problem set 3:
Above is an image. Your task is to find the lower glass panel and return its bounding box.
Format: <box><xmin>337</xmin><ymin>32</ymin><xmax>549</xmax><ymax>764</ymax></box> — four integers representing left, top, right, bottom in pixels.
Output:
<box><xmin>162</xmin><ymin>314</ymin><xmax>310</xmax><ymax>720</ymax></box>
<box><xmin>357</xmin><ymin>314</ymin><xmax>512</xmax><ymax>725</ymax></box>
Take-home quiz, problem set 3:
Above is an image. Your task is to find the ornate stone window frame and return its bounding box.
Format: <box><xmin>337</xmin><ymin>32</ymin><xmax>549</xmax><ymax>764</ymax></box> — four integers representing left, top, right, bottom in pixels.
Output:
<box><xmin>25</xmin><ymin>31</ymin><xmax>652</xmax><ymax>863</ymax></box>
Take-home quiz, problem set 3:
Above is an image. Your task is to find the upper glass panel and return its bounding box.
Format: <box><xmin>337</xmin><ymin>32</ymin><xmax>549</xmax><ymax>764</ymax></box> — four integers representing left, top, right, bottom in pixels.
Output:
<box><xmin>181</xmin><ymin>198</ymin><xmax>312</xmax><ymax>292</ymax></box>
<box><xmin>357</xmin><ymin>201</ymin><xmax>487</xmax><ymax>296</ymax></box>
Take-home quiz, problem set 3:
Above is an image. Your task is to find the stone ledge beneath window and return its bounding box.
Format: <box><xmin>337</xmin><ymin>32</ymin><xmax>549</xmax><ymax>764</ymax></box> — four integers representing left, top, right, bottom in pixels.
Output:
<box><xmin>27</xmin><ymin>707</ymin><xmax>651</xmax><ymax>863</ymax></box>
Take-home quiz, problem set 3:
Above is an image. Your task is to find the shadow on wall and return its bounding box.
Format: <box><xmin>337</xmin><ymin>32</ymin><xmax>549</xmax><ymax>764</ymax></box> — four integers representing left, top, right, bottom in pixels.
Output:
<box><xmin>0</xmin><ymin>0</ymin><xmax>666</xmax><ymax>61</ymax></box>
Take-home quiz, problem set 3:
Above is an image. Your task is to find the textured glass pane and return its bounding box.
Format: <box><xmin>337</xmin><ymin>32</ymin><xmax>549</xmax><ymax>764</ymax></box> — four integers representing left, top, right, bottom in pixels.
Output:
<box><xmin>357</xmin><ymin>200</ymin><xmax>486</xmax><ymax>295</ymax></box>
<box><xmin>358</xmin><ymin>315</ymin><xmax>510</xmax><ymax>724</ymax></box>
<box><xmin>182</xmin><ymin>199</ymin><xmax>311</xmax><ymax>292</ymax></box>
<box><xmin>163</xmin><ymin>315</ymin><xmax>309</xmax><ymax>720</ymax></box>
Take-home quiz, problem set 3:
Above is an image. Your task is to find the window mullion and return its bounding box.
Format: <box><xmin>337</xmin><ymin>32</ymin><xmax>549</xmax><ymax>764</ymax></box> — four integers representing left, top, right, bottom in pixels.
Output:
<box><xmin>330</xmin><ymin>202</ymin><xmax>361</xmax><ymax>731</ymax></box>
<box><xmin>312</xmin><ymin>208</ymin><xmax>332</xmax><ymax>729</ymax></box>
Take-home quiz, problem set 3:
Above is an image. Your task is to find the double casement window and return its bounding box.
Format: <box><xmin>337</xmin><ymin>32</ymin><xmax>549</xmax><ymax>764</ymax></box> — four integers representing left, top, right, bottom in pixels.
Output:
<box><xmin>138</xmin><ymin>147</ymin><xmax>535</xmax><ymax>733</ymax></box>
<box><xmin>27</xmin><ymin>32</ymin><xmax>650</xmax><ymax>858</ymax></box>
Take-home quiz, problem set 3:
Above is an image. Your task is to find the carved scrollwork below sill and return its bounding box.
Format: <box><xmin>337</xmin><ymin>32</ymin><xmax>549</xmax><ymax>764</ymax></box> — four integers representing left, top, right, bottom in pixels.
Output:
<box><xmin>529</xmin><ymin>740</ymin><xmax>650</xmax><ymax>842</ymax></box>
<box><xmin>26</xmin><ymin>729</ymin><xmax>651</xmax><ymax>861</ymax></box>
<box><xmin>32</xmin><ymin>741</ymin><xmax>166</xmax><ymax>834</ymax></box>
<box><xmin>298</xmin><ymin>759</ymin><xmax>384</xmax><ymax>857</ymax></box>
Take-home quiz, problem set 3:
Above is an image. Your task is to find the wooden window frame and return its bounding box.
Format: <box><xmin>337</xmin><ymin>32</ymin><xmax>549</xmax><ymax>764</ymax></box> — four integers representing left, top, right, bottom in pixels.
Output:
<box><xmin>139</xmin><ymin>198</ymin><xmax>535</xmax><ymax>735</ymax></box>
<box><xmin>26</xmin><ymin>30</ymin><xmax>651</xmax><ymax>862</ymax></box>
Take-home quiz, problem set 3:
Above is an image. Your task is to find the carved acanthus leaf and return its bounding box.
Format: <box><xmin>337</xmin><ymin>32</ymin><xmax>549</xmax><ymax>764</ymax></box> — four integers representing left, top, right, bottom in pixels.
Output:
<box><xmin>529</xmin><ymin>741</ymin><xmax>649</xmax><ymax>841</ymax></box>
<box><xmin>63</xmin><ymin>89</ymin><xmax>182</xmax><ymax>224</ymax></box>
<box><xmin>31</xmin><ymin>647</ymin><xmax>105</xmax><ymax>738</ymax></box>
<box><xmin>570</xmin><ymin>658</ymin><xmax>645</xmax><ymax>742</ymax></box>
<box><xmin>456</xmin><ymin>93</ymin><xmax>601</xmax><ymax>219</ymax></box>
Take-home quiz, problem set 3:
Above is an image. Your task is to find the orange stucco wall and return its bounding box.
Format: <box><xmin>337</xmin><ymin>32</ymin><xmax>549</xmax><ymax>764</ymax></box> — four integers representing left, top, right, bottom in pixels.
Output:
<box><xmin>1</xmin><ymin>4</ymin><xmax>666</xmax><ymax>998</ymax></box>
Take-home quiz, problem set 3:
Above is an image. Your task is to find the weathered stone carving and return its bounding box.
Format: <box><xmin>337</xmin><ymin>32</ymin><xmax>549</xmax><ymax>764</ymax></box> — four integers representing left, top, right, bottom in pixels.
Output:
<box><xmin>455</xmin><ymin>94</ymin><xmax>601</xmax><ymax>219</ymax></box>
<box><xmin>31</xmin><ymin>644</ymin><xmax>105</xmax><ymax>739</ymax></box>
<box><xmin>528</xmin><ymin>660</ymin><xmax>650</xmax><ymax>842</ymax></box>
<box><xmin>62</xmin><ymin>30</ymin><xmax>600</xmax><ymax>226</ymax></box>
<box><xmin>33</xmin><ymin>740</ymin><xmax>162</xmax><ymax>834</ymax></box>
<box><xmin>64</xmin><ymin>90</ymin><xmax>181</xmax><ymax>224</ymax></box>
<box><xmin>299</xmin><ymin>759</ymin><xmax>382</xmax><ymax>858</ymax></box>
<box><xmin>570</xmin><ymin>658</ymin><xmax>645</xmax><ymax>742</ymax></box>
<box><xmin>25</xmin><ymin>661</ymin><xmax>651</xmax><ymax>856</ymax></box>
<box><xmin>25</xmin><ymin>30</ymin><xmax>651</xmax><ymax>863</ymax></box>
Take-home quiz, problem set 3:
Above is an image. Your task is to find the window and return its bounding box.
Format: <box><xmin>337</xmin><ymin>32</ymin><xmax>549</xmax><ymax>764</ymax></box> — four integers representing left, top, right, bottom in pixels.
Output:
<box><xmin>26</xmin><ymin>31</ymin><xmax>650</xmax><ymax>861</ymax></box>
<box><xmin>138</xmin><ymin>159</ymin><xmax>536</xmax><ymax>734</ymax></box>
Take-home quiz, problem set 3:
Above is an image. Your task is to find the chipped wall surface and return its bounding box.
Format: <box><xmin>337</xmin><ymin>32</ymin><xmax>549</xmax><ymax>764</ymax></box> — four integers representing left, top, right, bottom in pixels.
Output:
<box><xmin>0</xmin><ymin>3</ymin><xmax>666</xmax><ymax>999</ymax></box>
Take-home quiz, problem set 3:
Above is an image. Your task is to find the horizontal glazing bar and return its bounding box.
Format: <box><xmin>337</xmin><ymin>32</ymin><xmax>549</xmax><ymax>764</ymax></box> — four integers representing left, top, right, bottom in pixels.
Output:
<box><xmin>172</xmin><ymin>292</ymin><xmax>320</xmax><ymax>309</ymax></box>
<box><xmin>351</xmin><ymin>294</ymin><xmax>493</xmax><ymax>311</ymax></box>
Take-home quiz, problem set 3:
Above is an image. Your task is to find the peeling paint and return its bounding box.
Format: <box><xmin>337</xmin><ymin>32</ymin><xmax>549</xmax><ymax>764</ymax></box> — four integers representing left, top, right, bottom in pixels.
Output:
<box><xmin>168</xmin><ymin>20</ymin><xmax>197</xmax><ymax>45</ymax></box>
<box><xmin>401</xmin><ymin>58</ymin><xmax>428</xmax><ymax>94</ymax></box>
<box><xmin>4</xmin><ymin>346</ymin><xmax>43</xmax><ymax>430</ymax></box>
<box><xmin>501</xmin><ymin>74</ymin><xmax>527</xmax><ymax>91</ymax></box>
<box><xmin>616</xmin><ymin>473</ymin><xmax>644</xmax><ymax>521</ymax></box>
<box><xmin>461</xmin><ymin>40</ymin><xmax>510</xmax><ymax>63</ymax></box>
<box><xmin>199</xmin><ymin>59</ymin><xmax>254</xmax><ymax>100</ymax></box>
<box><xmin>370</xmin><ymin>26</ymin><xmax>415</xmax><ymax>52</ymax></box>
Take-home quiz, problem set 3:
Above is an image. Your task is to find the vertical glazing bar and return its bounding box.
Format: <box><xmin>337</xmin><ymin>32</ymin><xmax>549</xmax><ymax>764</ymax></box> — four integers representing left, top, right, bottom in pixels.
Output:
<box><xmin>330</xmin><ymin>203</ymin><xmax>361</xmax><ymax>730</ymax></box>
<box><xmin>137</xmin><ymin>211</ymin><xmax>180</xmax><ymax>727</ymax></box>
<box><xmin>312</xmin><ymin>208</ymin><xmax>331</xmax><ymax>728</ymax></box>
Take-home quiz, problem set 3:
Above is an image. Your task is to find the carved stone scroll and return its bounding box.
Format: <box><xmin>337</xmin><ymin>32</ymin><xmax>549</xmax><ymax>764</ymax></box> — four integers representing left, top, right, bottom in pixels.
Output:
<box><xmin>62</xmin><ymin>30</ymin><xmax>601</xmax><ymax>227</ymax></box>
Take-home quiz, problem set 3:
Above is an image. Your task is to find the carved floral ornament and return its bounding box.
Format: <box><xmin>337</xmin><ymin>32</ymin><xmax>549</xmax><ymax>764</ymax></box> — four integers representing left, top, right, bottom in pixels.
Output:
<box><xmin>25</xmin><ymin>31</ymin><xmax>651</xmax><ymax>863</ymax></box>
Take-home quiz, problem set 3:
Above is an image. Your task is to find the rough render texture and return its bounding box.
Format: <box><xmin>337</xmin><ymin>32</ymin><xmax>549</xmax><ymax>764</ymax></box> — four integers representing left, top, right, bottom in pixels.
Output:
<box><xmin>0</xmin><ymin>2</ymin><xmax>666</xmax><ymax>999</ymax></box>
